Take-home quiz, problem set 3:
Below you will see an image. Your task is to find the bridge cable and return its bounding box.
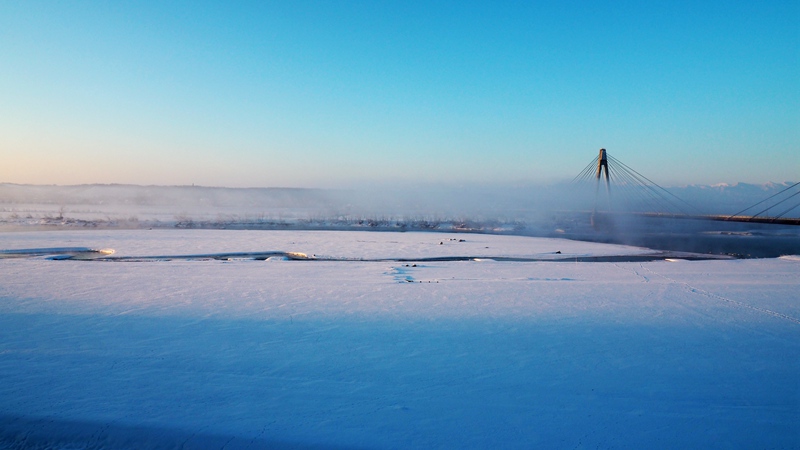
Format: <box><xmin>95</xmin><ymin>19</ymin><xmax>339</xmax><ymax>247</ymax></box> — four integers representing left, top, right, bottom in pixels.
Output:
<box><xmin>606</xmin><ymin>156</ymin><xmax>695</xmax><ymax>215</ymax></box>
<box><xmin>727</xmin><ymin>181</ymin><xmax>800</xmax><ymax>219</ymax></box>
<box><xmin>608</xmin><ymin>155</ymin><xmax>700</xmax><ymax>214</ymax></box>
<box><xmin>572</xmin><ymin>156</ymin><xmax>600</xmax><ymax>183</ymax></box>
<box><xmin>773</xmin><ymin>198</ymin><xmax>800</xmax><ymax>220</ymax></box>
<box><xmin>751</xmin><ymin>189</ymin><xmax>800</xmax><ymax>220</ymax></box>
<box><xmin>607</xmin><ymin>163</ymin><xmax>664</xmax><ymax>212</ymax></box>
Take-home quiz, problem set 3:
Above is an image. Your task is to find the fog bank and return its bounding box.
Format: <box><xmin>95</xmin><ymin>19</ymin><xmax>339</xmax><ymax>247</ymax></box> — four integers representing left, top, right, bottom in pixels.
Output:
<box><xmin>1</xmin><ymin>182</ymin><xmax>798</xmax><ymax>258</ymax></box>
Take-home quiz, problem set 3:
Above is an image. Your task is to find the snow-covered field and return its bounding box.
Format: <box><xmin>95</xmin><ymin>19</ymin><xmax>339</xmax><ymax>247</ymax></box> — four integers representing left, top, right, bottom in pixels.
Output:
<box><xmin>1</xmin><ymin>230</ymin><xmax>798</xmax><ymax>449</ymax></box>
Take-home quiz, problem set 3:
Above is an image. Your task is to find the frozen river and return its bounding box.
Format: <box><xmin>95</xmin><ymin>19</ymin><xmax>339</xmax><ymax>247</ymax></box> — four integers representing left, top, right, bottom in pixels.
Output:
<box><xmin>1</xmin><ymin>230</ymin><xmax>798</xmax><ymax>448</ymax></box>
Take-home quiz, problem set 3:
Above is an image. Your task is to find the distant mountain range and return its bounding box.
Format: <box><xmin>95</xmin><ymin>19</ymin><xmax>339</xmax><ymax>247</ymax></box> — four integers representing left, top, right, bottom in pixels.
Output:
<box><xmin>665</xmin><ymin>182</ymin><xmax>799</xmax><ymax>216</ymax></box>
<box><xmin>0</xmin><ymin>181</ymin><xmax>797</xmax><ymax>219</ymax></box>
<box><xmin>0</xmin><ymin>183</ymin><xmax>333</xmax><ymax>208</ymax></box>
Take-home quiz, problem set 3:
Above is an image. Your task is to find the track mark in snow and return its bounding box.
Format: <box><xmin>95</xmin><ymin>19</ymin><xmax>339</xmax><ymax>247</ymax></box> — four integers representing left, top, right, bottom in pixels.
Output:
<box><xmin>611</xmin><ymin>263</ymin><xmax>650</xmax><ymax>283</ymax></box>
<box><xmin>179</xmin><ymin>425</ymin><xmax>208</xmax><ymax>449</ymax></box>
<box><xmin>246</xmin><ymin>423</ymin><xmax>272</xmax><ymax>449</ymax></box>
<box><xmin>642</xmin><ymin>265</ymin><xmax>800</xmax><ymax>325</ymax></box>
<box><xmin>526</xmin><ymin>277</ymin><xmax>578</xmax><ymax>281</ymax></box>
<box><xmin>388</xmin><ymin>265</ymin><xmax>416</xmax><ymax>283</ymax></box>
<box><xmin>386</xmin><ymin>265</ymin><xmax>440</xmax><ymax>284</ymax></box>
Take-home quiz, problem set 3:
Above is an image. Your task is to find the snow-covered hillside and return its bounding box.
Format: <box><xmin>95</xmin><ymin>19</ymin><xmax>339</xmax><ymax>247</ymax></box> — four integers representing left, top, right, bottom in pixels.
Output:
<box><xmin>0</xmin><ymin>230</ymin><xmax>797</xmax><ymax>448</ymax></box>
<box><xmin>667</xmin><ymin>181</ymin><xmax>800</xmax><ymax>215</ymax></box>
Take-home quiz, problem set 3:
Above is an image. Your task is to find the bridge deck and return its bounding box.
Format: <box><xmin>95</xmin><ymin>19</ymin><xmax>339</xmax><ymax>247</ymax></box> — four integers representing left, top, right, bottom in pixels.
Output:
<box><xmin>628</xmin><ymin>212</ymin><xmax>800</xmax><ymax>226</ymax></box>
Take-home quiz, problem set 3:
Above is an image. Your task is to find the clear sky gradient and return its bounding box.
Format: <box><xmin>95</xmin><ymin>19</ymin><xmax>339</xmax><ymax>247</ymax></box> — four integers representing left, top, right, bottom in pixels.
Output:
<box><xmin>1</xmin><ymin>1</ymin><xmax>798</xmax><ymax>188</ymax></box>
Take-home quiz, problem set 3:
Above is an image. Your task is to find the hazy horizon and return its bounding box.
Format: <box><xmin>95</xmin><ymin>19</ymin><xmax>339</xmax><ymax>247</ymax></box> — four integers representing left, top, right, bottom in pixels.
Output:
<box><xmin>2</xmin><ymin>179</ymin><xmax>798</xmax><ymax>221</ymax></box>
<box><xmin>1</xmin><ymin>176</ymin><xmax>799</xmax><ymax>191</ymax></box>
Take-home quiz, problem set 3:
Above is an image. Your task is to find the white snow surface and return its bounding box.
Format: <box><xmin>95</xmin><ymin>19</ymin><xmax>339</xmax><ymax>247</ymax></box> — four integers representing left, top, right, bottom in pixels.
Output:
<box><xmin>0</xmin><ymin>230</ymin><xmax>798</xmax><ymax>449</ymax></box>
<box><xmin>0</xmin><ymin>229</ymin><xmax>652</xmax><ymax>259</ymax></box>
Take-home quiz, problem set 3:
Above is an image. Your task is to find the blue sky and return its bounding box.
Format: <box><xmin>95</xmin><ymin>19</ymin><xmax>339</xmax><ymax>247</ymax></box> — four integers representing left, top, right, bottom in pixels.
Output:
<box><xmin>1</xmin><ymin>1</ymin><xmax>798</xmax><ymax>187</ymax></box>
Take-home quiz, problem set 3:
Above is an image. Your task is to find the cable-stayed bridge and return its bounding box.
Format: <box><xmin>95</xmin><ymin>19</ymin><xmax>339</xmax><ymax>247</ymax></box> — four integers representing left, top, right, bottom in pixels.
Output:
<box><xmin>573</xmin><ymin>149</ymin><xmax>800</xmax><ymax>226</ymax></box>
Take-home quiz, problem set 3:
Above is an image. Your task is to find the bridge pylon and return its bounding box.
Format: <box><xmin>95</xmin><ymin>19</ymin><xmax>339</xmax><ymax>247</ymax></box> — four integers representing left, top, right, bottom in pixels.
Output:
<box><xmin>594</xmin><ymin>148</ymin><xmax>611</xmax><ymax>213</ymax></box>
<box><xmin>596</xmin><ymin>148</ymin><xmax>609</xmax><ymax>182</ymax></box>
